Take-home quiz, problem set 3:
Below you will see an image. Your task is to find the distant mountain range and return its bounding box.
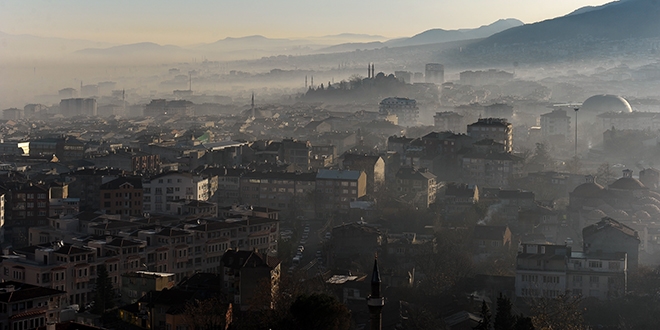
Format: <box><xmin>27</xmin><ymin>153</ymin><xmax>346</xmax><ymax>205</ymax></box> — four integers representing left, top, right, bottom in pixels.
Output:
<box><xmin>0</xmin><ymin>18</ymin><xmax>525</xmax><ymax>62</ymax></box>
<box><xmin>6</xmin><ymin>0</ymin><xmax>658</xmax><ymax>67</ymax></box>
<box><xmin>317</xmin><ymin>19</ymin><xmax>523</xmax><ymax>53</ymax></box>
<box><xmin>386</xmin><ymin>18</ymin><xmax>523</xmax><ymax>47</ymax></box>
<box><xmin>475</xmin><ymin>0</ymin><xmax>660</xmax><ymax>47</ymax></box>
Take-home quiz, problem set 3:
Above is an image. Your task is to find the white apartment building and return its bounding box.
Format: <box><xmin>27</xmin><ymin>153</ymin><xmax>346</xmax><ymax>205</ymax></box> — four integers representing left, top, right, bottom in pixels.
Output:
<box><xmin>143</xmin><ymin>172</ymin><xmax>210</xmax><ymax>214</ymax></box>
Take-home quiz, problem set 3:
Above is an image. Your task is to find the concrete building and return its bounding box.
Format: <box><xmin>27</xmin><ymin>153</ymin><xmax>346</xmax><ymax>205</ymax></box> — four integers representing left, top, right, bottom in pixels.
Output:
<box><xmin>142</xmin><ymin>172</ymin><xmax>209</xmax><ymax>215</ymax></box>
<box><xmin>394</xmin><ymin>167</ymin><xmax>437</xmax><ymax>209</ymax></box>
<box><xmin>540</xmin><ymin>109</ymin><xmax>571</xmax><ymax>139</ymax></box>
<box><xmin>238</xmin><ymin>171</ymin><xmax>316</xmax><ymax>217</ymax></box>
<box><xmin>1</xmin><ymin>242</ymin><xmax>97</xmax><ymax>306</ymax></box>
<box><xmin>0</xmin><ymin>281</ymin><xmax>67</xmax><ymax>330</ymax></box>
<box><xmin>59</xmin><ymin>98</ymin><xmax>97</xmax><ymax>117</ymax></box>
<box><xmin>120</xmin><ymin>271</ymin><xmax>175</xmax><ymax>305</ymax></box>
<box><xmin>379</xmin><ymin>97</ymin><xmax>419</xmax><ymax>127</ymax></box>
<box><xmin>315</xmin><ymin>169</ymin><xmax>367</xmax><ymax>216</ymax></box>
<box><xmin>220</xmin><ymin>249</ymin><xmax>281</xmax><ymax>311</ymax></box>
<box><xmin>425</xmin><ymin>63</ymin><xmax>444</xmax><ymax>84</ymax></box>
<box><xmin>515</xmin><ymin>243</ymin><xmax>627</xmax><ymax>300</ymax></box>
<box><xmin>433</xmin><ymin>111</ymin><xmax>464</xmax><ymax>133</ymax></box>
<box><xmin>467</xmin><ymin>118</ymin><xmax>513</xmax><ymax>152</ymax></box>
<box><xmin>100</xmin><ymin>177</ymin><xmax>144</xmax><ymax>217</ymax></box>
<box><xmin>3</xmin><ymin>108</ymin><xmax>23</xmax><ymax>121</ymax></box>
<box><xmin>583</xmin><ymin>217</ymin><xmax>640</xmax><ymax>270</ymax></box>
<box><xmin>339</xmin><ymin>153</ymin><xmax>385</xmax><ymax>194</ymax></box>
<box><xmin>90</xmin><ymin>149</ymin><xmax>161</xmax><ymax>173</ymax></box>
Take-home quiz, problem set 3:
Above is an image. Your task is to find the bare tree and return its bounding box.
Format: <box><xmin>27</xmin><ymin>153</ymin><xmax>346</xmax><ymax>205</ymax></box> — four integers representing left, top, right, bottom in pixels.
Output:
<box><xmin>182</xmin><ymin>296</ymin><xmax>231</xmax><ymax>330</ymax></box>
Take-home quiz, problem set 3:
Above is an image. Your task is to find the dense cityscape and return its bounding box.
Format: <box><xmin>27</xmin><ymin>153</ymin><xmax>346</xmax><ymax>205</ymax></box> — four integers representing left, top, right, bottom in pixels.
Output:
<box><xmin>4</xmin><ymin>1</ymin><xmax>660</xmax><ymax>330</ymax></box>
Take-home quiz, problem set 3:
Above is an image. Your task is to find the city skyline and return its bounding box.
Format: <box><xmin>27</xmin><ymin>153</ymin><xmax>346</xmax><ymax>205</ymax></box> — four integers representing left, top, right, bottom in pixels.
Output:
<box><xmin>1</xmin><ymin>0</ymin><xmax>613</xmax><ymax>45</ymax></box>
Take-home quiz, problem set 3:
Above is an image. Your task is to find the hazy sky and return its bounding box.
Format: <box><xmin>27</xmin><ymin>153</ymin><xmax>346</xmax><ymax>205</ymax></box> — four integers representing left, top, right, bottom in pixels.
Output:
<box><xmin>0</xmin><ymin>0</ymin><xmax>613</xmax><ymax>45</ymax></box>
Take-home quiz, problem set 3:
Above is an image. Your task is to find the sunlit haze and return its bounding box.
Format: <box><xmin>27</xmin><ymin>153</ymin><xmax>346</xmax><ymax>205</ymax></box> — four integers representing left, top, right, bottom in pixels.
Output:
<box><xmin>1</xmin><ymin>0</ymin><xmax>613</xmax><ymax>44</ymax></box>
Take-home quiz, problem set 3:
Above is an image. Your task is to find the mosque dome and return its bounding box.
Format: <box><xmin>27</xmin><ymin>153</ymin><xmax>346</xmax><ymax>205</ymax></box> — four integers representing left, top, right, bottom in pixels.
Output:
<box><xmin>572</xmin><ymin>182</ymin><xmax>605</xmax><ymax>197</ymax></box>
<box><xmin>587</xmin><ymin>209</ymin><xmax>607</xmax><ymax>220</ymax></box>
<box><xmin>637</xmin><ymin>196</ymin><xmax>660</xmax><ymax>206</ymax></box>
<box><xmin>581</xmin><ymin>94</ymin><xmax>632</xmax><ymax>114</ymax></box>
<box><xmin>610</xmin><ymin>209</ymin><xmax>630</xmax><ymax>220</ymax></box>
<box><xmin>642</xmin><ymin>204</ymin><xmax>660</xmax><ymax>215</ymax></box>
<box><xmin>635</xmin><ymin>210</ymin><xmax>651</xmax><ymax>221</ymax></box>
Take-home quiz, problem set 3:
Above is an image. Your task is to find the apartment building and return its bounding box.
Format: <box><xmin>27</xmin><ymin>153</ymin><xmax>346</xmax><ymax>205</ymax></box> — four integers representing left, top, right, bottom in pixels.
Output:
<box><xmin>467</xmin><ymin>118</ymin><xmax>513</xmax><ymax>152</ymax></box>
<box><xmin>315</xmin><ymin>169</ymin><xmax>366</xmax><ymax>217</ymax></box>
<box><xmin>0</xmin><ymin>281</ymin><xmax>67</xmax><ymax>330</ymax></box>
<box><xmin>143</xmin><ymin>172</ymin><xmax>209</xmax><ymax>215</ymax></box>
<box><xmin>100</xmin><ymin>177</ymin><xmax>144</xmax><ymax>216</ymax></box>
<box><xmin>239</xmin><ymin>171</ymin><xmax>316</xmax><ymax>217</ymax></box>
<box><xmin>394</xmin><ymin>167</ymin><xmax>437</xmax><ymax>209</ymax></box>
<box><xmin>515</xmin><ymin>243</ymin><xmax>627</xmax><ymax>300</ymax></box>
<box><xmin>1</xmin><ymin>242</ymin><xmax>97</xmax><ymax>306</ymax></box>
<box><xmin>221</xmin><ymin>249</ymin><xmax>281</xmax><ymax>311</ymax></box>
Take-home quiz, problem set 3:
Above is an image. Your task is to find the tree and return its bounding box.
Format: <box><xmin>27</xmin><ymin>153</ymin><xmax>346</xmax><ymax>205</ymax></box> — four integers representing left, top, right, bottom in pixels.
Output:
<box><xmin>289</xmin><ymin>293</ymin><xmax>352</xmax><ymax>330</ymax></box>
<box><xmin>474</xmin><ymin>300</ymin><xmax>491</xmax><ymax>330</ymax></box>
<box><xmin>564</xmin><ymin>156</ymin><xmax>582</xmax><ymax>174</ymax></box>
<box><xmin>182</xmin><ymin>296</ymin><xmax>231</xmax><ymax>330</ymax></box>
<box><xmin>514</xmin><ymin>314</ymin><xmax>535</xmax><ymax>330</ymax></box>
<box><xmin>531</xmin><ymin>295</ymin><xmax>586</xmax><ymax>330</ymax></box>
<box><xmin>595</xmin><ymin>162</ymin><xmax>617</xmax><ymax>186</ymax></box>
<box><xmin>526</xmin><ymin>143</ymin><xmax>555</xmax><ymax>172</ymax></box>
<box><xmin>91</xmin><ymin>265</ymin><xmax>115</xmax><ymax>314</ymax></box>
<box><xmin>494</xmin><ymin>293</ymin><xmax>515</xmax><ymax>330</ymax></box>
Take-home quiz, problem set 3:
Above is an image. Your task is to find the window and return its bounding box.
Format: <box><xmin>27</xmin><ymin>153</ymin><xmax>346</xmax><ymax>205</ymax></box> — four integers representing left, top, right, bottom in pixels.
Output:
<box><xmin>608</xmin><ymin>262</ymin><xmax>620</xmax><ymax>270</ymax></box>
<box><xmin>589</xmin><ymin>261</ymin><xmax>602</xmax><ymax>268</ymax></box>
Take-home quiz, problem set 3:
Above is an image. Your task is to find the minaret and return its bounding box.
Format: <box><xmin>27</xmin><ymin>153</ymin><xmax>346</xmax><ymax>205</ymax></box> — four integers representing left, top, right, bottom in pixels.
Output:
<box><xmin>367</xmin><ymin>257</ymin><xmax>385</xmax><ymax>330</ymax></box>
<box><xmin>251</xmin><ymin>92</ymin><xmax>255</xmax><ymax>119</ymax></box>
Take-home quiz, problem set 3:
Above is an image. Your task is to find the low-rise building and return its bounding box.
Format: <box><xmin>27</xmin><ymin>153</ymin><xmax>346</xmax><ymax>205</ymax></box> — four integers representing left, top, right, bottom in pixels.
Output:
<box><xmin>394</xmin><ymin>167</ymin><xmax>437</xmax><ymax>209</ymax></box>
<box><xmin>120</xmin><ymin>271</ymin><xmax>175</xmax><ymax>305</ymax></box>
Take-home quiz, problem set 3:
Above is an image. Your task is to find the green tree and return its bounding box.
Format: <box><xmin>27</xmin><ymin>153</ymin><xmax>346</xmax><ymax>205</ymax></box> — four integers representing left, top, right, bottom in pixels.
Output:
<box><xmin>494</xmin><ymin>293</ymin><xmax>515</xmax><ymax>330</ymax></box>
<box><xmin>474</xmin><ymin>300</ymin><xmax>491</xmax><ymax>330</ymax></box>
<box><xmin>289</xmin><ymin>293</ymin><xmax>352</xmax><ymax>330</ymax></box>
<box><xmin>91</xmin><ymin>264</ymin><xmax>115</xmax><ymax>314</ymax></box>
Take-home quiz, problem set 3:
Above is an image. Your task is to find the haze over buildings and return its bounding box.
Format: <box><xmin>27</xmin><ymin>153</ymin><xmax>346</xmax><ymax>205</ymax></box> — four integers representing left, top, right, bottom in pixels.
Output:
<box><xmin>1</xmin><ymin>1</ymin><xmax>660</xmax><ymax>329</ymax></box>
